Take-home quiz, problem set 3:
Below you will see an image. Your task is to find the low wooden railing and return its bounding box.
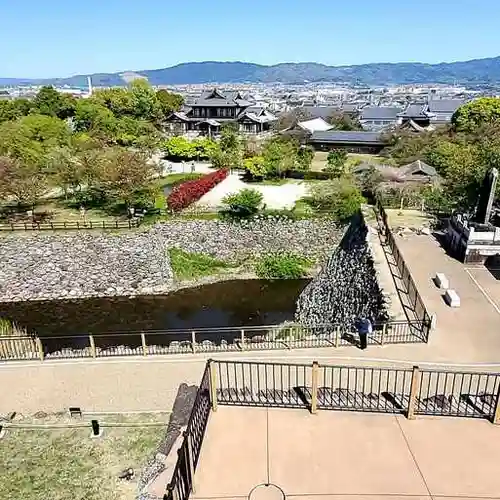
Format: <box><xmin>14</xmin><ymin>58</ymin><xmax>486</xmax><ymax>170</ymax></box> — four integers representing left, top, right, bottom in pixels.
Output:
<box><xmin>0</xmin><ymin>319</ymin><xmax>430</xmax><ymax>362</ymax></box>
<box><xmin>0</xmin><ymin>219</ymin><xmax>141</xmax><ymax>231</ymax></box>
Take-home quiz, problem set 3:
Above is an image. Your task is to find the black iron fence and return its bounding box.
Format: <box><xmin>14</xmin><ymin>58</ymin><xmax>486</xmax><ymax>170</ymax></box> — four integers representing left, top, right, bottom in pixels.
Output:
<box><xmin>212</xmin><ymin>359</ymin><xmax>500</xmax><ymax>420</ymax></box>
<box><xmin>0</xmin><ymin>319</ymin><xmax>429</xmax><ymax>362</ymax></box>
<box><xmin>166</xmin><ymin>363</ymin><xmax>211</xmax><ymax>500</ymax></box>
<box><xmin>164</xmin><ymin>359</ymin><xmax>500</xmax><ymax>500</ymax></box>
<box><xmin>376</xmin><ymin>201</ymin><xmax>432</xmax><ymax>335</ymax></box>
<box><xmin>0</xmin><ymin>219</ymin><xmax>141</xmax><ymax>231</ymax></box>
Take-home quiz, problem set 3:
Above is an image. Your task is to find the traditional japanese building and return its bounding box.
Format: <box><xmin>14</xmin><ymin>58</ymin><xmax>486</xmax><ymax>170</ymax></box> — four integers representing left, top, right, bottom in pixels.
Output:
<box><xmin>164</xmin><ymin>88</ymin><xmax>276</xmax><ymax>136</ymax></box>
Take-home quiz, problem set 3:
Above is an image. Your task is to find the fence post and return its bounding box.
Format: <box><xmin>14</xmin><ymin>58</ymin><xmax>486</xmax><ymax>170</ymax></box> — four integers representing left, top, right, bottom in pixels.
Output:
<box><xmin>35</xmin><ymin>337</ymin><xmax>44</xmax><ymax>361</ymax></box>
<box><xmin>311</xmin><ymin>361</ymin><xmax>319</xmax><ymax>414</ymax></box>
<box><xmin>380</xmin><ymin>323</ymin><xmax>387</xmax><ymax>345</ymax></box>
<box><xmin>490</xmin><ymin>383</ymin><xmax>500</xmax><ymax>424</ymax></box>
<box><xmin>141</xmin><ymin>333</ymin><xmax>147</xmax><ymax>356</ymax></box>
<box><xmin>335</xmin><ymin>326</ymin><xmax>340</xmax><ymax>348</ymax></box>
<box><xmin>191</xmin><ymin>331</ymin><xmax>197</xmax><ymax>354</ymax></box>
<box><xmin>407</xmin><ymin>365</ymin><xmax>420</xmax><ymax>420</ymax></box>
<box><xmin>209</xmin><ymin>360</ymin><xmax>218</xmax><ymax>412</ymax></box>
<box><xmin>184</xmin><ymin>432</ymin><xmax>196</xmax><ymax>493</ymax></box>
<box><xmin>240</xmin><ymin>329</ymin><xmax>245</xmax><ymax>350</ymax></box>
<box><xmin>89</xmin><ymin>335</ymin><xmax>96</xmax><ymax>358</ymax></box>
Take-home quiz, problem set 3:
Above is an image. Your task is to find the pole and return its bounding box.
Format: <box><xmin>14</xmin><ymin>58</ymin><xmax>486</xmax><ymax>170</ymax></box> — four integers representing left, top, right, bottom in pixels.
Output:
<box><xmin>407</xmin><ymin>366</ymin><xmax>420</xmax><ymax>420</ymax></box>
<box><xmin>209</xmin><ymin>360</ymin><xmax>218</xmax><ymax>412</ymax></box>
<box><xmin>311</xmin><ymin>361</ymin><xmax>319</xmax><ymax>414</ymax></box>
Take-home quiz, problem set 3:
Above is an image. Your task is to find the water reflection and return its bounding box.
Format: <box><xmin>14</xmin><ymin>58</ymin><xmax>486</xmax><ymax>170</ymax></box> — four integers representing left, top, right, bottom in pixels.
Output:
<box><xmin>0</xmin><ymin>279</ymin><xmax>309</xmax><ymax>338</ymax></box>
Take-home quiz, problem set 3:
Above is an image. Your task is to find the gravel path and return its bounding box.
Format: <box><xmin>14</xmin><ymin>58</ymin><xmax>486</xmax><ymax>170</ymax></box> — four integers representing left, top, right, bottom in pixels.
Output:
<box><xmin>195</xmin><ymin>173</ymin><xmax>308</xmax><ymax>210</ymax></box>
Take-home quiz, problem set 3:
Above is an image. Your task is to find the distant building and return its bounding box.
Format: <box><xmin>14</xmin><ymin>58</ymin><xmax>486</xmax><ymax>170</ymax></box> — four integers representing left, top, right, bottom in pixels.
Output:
<box><xmin>359</xmin><ymin>106</ymin><xmax>403</xmax><ymax>131</ymax></box>
<box><xmin>398</xmin><ymin>99</ymin><xmax>466</xmax><ymax>130</ymax></box>
<box><xmin>164</xmin><ymin>88</ymin><xmax>276</xmax><ymax>136</ymax></box>
<box><xmin>308</xmin><ymin>131</ymin><xmax>387</xmax><ymax>153</ymax></box>
<box><xmin>425</xmin><ymin>98</ymin><xmax>465</xmax><ymax>125</ymax></box>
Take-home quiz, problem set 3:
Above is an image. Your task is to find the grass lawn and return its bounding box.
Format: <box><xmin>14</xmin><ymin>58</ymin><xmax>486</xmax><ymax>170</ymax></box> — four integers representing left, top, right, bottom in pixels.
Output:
<box><xmin>311</xmin><ymin>152</ymin><xmax>394</xmax><ymax>173</ymax></box>
<box><xmin>168</xmin><ymin>248</ymin><xmax>235</xmax><ymax>280</ymax></box>
<box><xmin>385</xmin><ymin>208</ymin><xmax>434</xmax><ymax>228</ymax></box>
<box><xmin>155</xmin><ymin>173</ymin><xmax>204</xmax><ymax>190</ymax></box>
<box><xmin>0</xmin><ymin>413</ymin><xmax>167</xmax><ymax>500</ymax></box>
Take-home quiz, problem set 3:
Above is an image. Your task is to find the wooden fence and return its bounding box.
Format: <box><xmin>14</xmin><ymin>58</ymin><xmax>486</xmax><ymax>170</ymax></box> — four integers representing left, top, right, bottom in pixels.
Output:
<box><xmin>0</xmin><ymin>219</ymin><xmax>141</xmax><ymax>231</ymax></box>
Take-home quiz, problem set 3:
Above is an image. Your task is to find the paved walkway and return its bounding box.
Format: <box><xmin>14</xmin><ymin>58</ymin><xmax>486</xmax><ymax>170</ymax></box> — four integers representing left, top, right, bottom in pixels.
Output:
<box><xmin>194</xmin><ymin>406</ymin><xmax>500</xmax><ymax>500</ymax></box>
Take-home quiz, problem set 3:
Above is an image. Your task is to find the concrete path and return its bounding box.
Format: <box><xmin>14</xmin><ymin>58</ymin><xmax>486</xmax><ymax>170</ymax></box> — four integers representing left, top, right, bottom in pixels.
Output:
<box><xmin>193</xmin><ymin>406</ymin><xmax>500</xmax><ymax>500</ymax></box>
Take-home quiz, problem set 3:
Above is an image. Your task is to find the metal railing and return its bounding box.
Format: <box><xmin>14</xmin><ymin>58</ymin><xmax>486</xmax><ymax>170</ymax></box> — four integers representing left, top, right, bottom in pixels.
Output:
<box><xmin>165</xmin><ymin>359</ymin><xmax>500</xmax><ymax>500</ymax></box>
<box><xmin>0</xmin><ymin>319</ymin><xmax>429</xmax><ymax>362</ymax></box>
<box><xmin>212</xmin><ymin>359</ymin><xmax>500</xmax><ymax>420</ymax></box>
<box><xmin>376</xmin><ymin>201</ymin><xmax>432</xmax><ymax>334</ymax></box>
<box><xmin>0</xmin><ymin>219</ymin><xmax>141</xmax><ymax>231</ymax></box>
<box><xmin>166</xmin><ymin>363</ymin><xmax>211</xmax><ymax>500</ymax></box>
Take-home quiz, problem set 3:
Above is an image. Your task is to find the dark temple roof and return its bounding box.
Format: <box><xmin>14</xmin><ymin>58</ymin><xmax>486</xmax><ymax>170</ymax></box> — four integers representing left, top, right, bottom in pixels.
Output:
<box><xmin>309</xmin><ymin>131</ymin><xmax>385</xmax><ymax>145</ymax></box>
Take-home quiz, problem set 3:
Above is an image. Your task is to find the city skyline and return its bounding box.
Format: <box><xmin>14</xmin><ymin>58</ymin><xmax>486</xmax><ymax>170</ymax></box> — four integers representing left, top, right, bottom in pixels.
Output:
<box><xmin>2</xmin><ymin>0</ymin><xmax>500</xmax><ymax>78</ymax></box>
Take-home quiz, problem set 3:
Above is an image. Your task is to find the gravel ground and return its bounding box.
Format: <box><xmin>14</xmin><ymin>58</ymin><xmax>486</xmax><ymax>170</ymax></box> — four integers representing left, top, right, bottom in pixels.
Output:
<box><xmin>194</xmin><ymin>173</ymin><xmax>308</xmax><ymax>210</ymax></box>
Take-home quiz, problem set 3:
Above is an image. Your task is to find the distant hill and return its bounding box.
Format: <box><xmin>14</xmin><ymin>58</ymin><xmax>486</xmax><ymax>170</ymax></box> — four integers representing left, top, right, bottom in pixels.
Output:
<box><xmin>3</xmin><ymin>56</ymin><xmax>500</xmax><ymax>87</ymax></box>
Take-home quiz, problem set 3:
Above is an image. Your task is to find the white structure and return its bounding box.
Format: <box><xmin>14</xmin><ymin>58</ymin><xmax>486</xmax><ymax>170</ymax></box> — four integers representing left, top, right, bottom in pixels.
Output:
<box><xmin>297</xmin><ymin>118</ymin><xmax>333</xmax><ymax>134</ymax></box>
<box><xmin>444</xmin><ymin>289</ymin><xmax>461</xmax><ymax>308</ymax></box>
<box><xmin>435</xmin><ymin>273</ymin><xmax>449</xmax><ymax>290</ymax></box>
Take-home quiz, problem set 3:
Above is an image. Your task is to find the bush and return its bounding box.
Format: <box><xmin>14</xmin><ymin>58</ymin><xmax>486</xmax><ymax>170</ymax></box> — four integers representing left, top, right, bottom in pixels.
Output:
<box><xmin>162</xmin><ymin>137</ymin><xmax>217</xmax><ymax>161</ymax></box>
<box><xmin>286</xmin><ymin>170</ymin><xmax>340</xmax><ymax>180</ymax></box>
<box><xmin>168</xmin><ymin>248</ymin><xmax>231</xmax><ymax>280</ymax></box>
<box><xmin>167</xmin><ymin>169</ymin><xmax>228</xmax><ymax>211</ymax></box>
<box><xmin>255</xmin><ymin>252</ymin><xmax>310</xmax><ymax>279</ymax></box>
<box><xmin>222</xmin><ymin>188</ymin><xmax>263</xmax><ymax>218</ymax></box>
<box><xmin>309</xmin><ymin>178</ymin><xmax>365</xmax><ymax>221</ymax></box>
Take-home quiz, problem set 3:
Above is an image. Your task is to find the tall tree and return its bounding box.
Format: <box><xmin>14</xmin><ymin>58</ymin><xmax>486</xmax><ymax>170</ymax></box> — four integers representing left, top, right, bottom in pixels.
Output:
<box><xmin>32</xmin><ymin>86</ymin><xmax>76</xmax><ymax>119</ymax></box>
<box><xmin>327</xmin><ymin>111</ymin><xmax>362</xmax><ymax>131</ymax></box>
<box><xmin>0</xmin><ymin>155</ymin><xmax>49</xmax><ymax>207</ymax></box>
<box><xmin>156</xmin><ymin>89</ymin><xmax>184</xmax><ymax>118</ymax></box>
<box><xmin>452</xmin><ymin>97</ymin><xmax>500</xmax><ymax>132</ymax></box>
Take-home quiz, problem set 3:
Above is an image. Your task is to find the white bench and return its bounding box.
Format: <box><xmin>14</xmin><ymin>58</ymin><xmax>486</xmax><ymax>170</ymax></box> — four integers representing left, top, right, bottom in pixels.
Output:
<box><xmin>444</xmin><ymin>289</ymin><xmax>461</xmax><ymax>308</ymax></box>
<box><xmin>435</xmin><ymin>273</ymin><xmax>449</xmax><ymax>290</ymax></box>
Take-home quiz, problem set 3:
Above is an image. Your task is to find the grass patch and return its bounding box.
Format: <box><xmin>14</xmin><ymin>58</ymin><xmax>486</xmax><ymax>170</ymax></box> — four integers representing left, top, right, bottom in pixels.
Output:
<box><xmin>244</xmin><ymin>177</ymin><xmax>289</xmax><ymax>186</ymax></box>
<box><xmin>255</xmin><ymin>252</ymin><xmax>311</xmax><ymax>279</ymax></box>
<box><xmin>169</xmin><ymin>248</ymin><xmax>233</xmax><ymax>280</ymax></box>
<box><xmin>155</xmin><ymin>173</ymin><xmax>204</xmax><ymax>189</ymax></box>
<box><xmin>0</xmin><ymin>413</ymin><xmax>165</xmax><ymax>500</ymax></box>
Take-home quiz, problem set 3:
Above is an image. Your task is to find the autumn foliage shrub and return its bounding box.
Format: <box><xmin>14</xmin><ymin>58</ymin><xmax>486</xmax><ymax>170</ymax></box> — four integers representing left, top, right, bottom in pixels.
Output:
<box><xmin>167</xmin><ymin>169</ymin><xmax>228</xmax><ymax>211</ymax></box>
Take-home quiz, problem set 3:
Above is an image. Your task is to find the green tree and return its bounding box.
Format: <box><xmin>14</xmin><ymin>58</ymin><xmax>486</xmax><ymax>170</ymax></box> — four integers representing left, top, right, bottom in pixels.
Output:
<box><xmin>243</xmin><ymin>156</ymin><xmax>267</xmax><ymax>178</ymax></box>
<box><xmin>310</xmin><ymin>178</ymin><xmax>365</xmax><ymax>220</ymax></box>
<box><xmin>219</xmin><ymin>123</ymin><xmax>242</xmax><ymax>168</ymax></box>
<box><xmin>97</xmin><ymin>148</ymin><xmax>157</xmax><ymax>209</ymax></box>
<box><xmin>0</xmin><ymin>114</ymin><xmax>71</xmax><ymax>168</ymax></box>
<box><xmin>92</xmin><ymin>87</ymin><xmax>134</xmax><ymax>117</ymax></box>
<box><xmin>261</xmin><ymin>137</ymin><xmax>297</xmax><ymax>177</ymax></box>
<box><xmin>162</xmin><ymin>136</ymin><xmax>197</xmax><ymax>160</ymax></box>
<box><xmin>452</xmin><ymin>97</ymin><xmax>500</xmax><ymax>132</ymax></box>
<box><xmin>32</xmin><ymin>86</ymin><xmax>76</xmax><ymax>119</ymax></box>
<box><xmin>129</xmin><ymin>79</ymin><xmax>163</xmax><ymax>123</ymax></box>
<box><xmin>73</xmin><ymin>99</ymin><xmax>117</xmax><ymax>137</ymax></box>
<box><xmin>156</xmin><ymin>89</ymin><xmax>184</xmax><ymax>118</ymax></box>
<box><xmin>296</xmin><ymin>146</ymin><xmax>314</xmax><ymax>171</ymax></box>
<box><xmin>0</xmin><ymin>155</ymin><xmax>49</xmax><ymax>207</ymax></box>
<box><xmin>325</xmin><ymin>149</ymin><xmax>347</xmax><ymax>176</ymax></box>
<box><xmin>222</xmin><ymin>188</ymin><xmax>264</xmax><ymax>217</ymax></box>
<box><xmin>327</xmin><ymin>111</ymin><xmax>362</xmax><ymax>131</ymax></box>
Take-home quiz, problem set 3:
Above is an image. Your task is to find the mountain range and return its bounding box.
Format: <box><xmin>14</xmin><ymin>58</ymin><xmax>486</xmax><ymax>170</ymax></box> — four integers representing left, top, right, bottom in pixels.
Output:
<box><xmin>3</xmin><ymin>56</ymin><xmax>500</xmax><ymax>87</ymax></box>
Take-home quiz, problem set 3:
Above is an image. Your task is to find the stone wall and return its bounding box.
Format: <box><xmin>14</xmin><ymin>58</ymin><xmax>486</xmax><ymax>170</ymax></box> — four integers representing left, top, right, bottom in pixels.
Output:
<box><xmin>296</xmin><ymin>212</ymin><xmax>388</xmax><ymax>329</ymax></box>
<box><xmin>154</xmin><ymin>218</ymin><xmax>342</xmax><ymax>262</ymax></box>
<box><xmin>0</xmin><ymin>218</ymin><xmax>342</xmax><ymax>302</ymax></box>
<box><xmin>0</xmin><ymin>231</ymin><xmax>172</xmax><ymax>302</ymax></box>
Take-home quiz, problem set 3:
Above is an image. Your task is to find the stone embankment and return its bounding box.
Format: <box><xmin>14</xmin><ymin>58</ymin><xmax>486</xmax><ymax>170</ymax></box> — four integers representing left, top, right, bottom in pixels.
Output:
<box><xmin>0</xmin><ymin>218</ymin><xmax>342</xmax><ymax>302</ymax></box>
<box><xmin>296</xmin><ymin>212</ymin><xmax>388</xmax><ymax>329</ymax></box>
<box><xmin>0</xmin><ymin>231</ymin><xmax>172</xmax><ymax>302</ymax></box>
<box><xmin>154</xmin><ymin>217</ymin><xmax>342</xmax><ymax>262</ymax></box>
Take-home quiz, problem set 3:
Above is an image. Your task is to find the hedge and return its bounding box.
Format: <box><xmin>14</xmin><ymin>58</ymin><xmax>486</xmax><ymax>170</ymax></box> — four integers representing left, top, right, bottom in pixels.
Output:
<box><xmin>285</xmin><ymin>170</ymin><xmax>340</xmax><ymax>180</ymax></box>
<box><xmin>167</xmin><ymin>169</ymin><xmax>228</xmax><ymax>211</ymax></box>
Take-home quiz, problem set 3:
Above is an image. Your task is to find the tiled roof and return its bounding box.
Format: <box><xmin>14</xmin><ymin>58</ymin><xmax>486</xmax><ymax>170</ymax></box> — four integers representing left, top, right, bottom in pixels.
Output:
<box><xmin>309</xmin><ymin>131</ymin><xmax>384</xmax><ymax>145</ymax></box>
<box><xmin>399</xmin><ymin>104</ymin><xmax>427</xmax><ymax>118</ymax></box>
<box><xmin>301</xmin><ymin>105</ymin><xmax>341</xmax><ymax>120</ymax></box>
<box><xmin>427</xmin><ymin>99</ymin><xmax>465</xmax><ymax>114</ymax></box>
<box><xmin>360</xmin><ymin>106</ymin><xmax>402</xmax><ymax>121</ymax></box>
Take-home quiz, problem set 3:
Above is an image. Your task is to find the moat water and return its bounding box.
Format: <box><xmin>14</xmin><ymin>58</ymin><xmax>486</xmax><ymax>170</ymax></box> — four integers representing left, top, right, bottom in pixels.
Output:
<box><xmin>0</xmin><ymin>279</ymin><xmax>309</xmax><ymax>352</ymax></box>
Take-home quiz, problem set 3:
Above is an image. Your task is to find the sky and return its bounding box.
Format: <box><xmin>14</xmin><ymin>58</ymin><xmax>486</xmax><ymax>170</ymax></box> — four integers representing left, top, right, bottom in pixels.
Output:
<box><xmin>2</xmin><ymin>0</ymin><xmax>500</xmax><ymax>78</ymax></box>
